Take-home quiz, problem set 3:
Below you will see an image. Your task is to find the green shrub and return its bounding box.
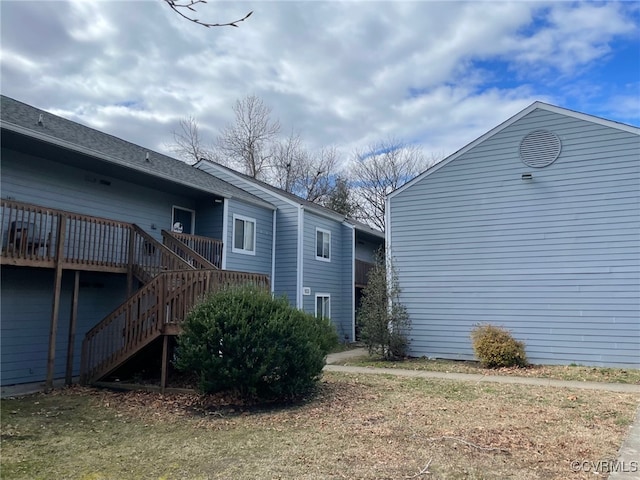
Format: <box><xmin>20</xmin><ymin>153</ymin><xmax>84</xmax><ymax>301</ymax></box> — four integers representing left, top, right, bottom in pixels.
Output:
<box><xmin>358</xmin><ymin>249</ymin><xmax>410</xmax><ymax>360</ymax></box>
<box><xmin>470</xmin><ymin>324</ymin><xmax>528</xmax><ymax>368</ymax></box>
<box><xmin>174</xmin><ymin>286</ymin><xmax>338</xmax><ymax>401</ymax></box>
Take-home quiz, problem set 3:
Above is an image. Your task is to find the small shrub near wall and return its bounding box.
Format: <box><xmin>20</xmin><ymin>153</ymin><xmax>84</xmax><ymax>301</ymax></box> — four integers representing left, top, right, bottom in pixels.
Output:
<box><xmin>358</xmin><ymin>248</ymin><xmax>410</xmax><ymax>360</ymax></box>
<box><xmin>470</xmin><ymin>324</ymin><xmax>528</xmax><ymax>368</ymax></box>
<box><xmin>174</xmin><ymin>286</ymin><xmax>338</xmax><ymax>401</ymax></box>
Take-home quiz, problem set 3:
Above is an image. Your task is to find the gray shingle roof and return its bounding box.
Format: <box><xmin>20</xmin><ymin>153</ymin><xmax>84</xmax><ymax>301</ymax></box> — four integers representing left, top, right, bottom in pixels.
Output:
<box><xmin>0</xmin><ymin>95</ymin><xmax>274</xmax><ymax>209</ymax></box>
<box><xmin>198</xmin><ymin>160</ymin><xmax>384</xmax><ymax>238</ymax></box>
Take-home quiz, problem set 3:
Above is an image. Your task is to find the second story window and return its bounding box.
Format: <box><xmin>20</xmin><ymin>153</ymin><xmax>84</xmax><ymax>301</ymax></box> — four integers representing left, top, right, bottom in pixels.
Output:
<box><xmin>316</xmin><ymin>228</ymin><xmax>331</xmax><ymax>261</ymax></box>
<box><xmin>233</xmin><ymin>215</ymin><xmax>256</xmax><ymax>255</ymax></box>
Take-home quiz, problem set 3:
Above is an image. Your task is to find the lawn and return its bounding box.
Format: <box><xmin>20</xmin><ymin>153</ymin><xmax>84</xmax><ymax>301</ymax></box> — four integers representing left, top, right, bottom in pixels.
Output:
<box><xmin>342</xmin><ymin>355</ymin><xmax>640</xmax><ymax>384</ymax></box>
<box><xmin>1</xmin><ymin>372</ymin><xmax>638</xmax><ymax>480</ymax></box>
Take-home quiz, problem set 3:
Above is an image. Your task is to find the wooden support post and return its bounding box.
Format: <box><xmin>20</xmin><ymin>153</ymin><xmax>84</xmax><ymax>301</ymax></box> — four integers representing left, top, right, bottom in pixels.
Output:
<box><xmin>65</xmin><ymin>270</ymin><xmax>80</xmax><ymax>385</ymax></box>
<box><xmin>46</xmin><ymin>216</ymin><xmax>67</xmax><ymax>389</ymax></box>
<box><xmin>127</xmin><ymin>226</ymin><xmax>135</xmax><ymax>296</ymax></box>
<box><xmin>160</xmin><ymin>335</ymin><xmax>169</xmax><ymax>394</ymax></box>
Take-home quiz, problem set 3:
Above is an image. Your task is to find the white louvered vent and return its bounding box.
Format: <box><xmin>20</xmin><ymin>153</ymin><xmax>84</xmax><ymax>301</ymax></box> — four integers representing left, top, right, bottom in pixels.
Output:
<box><xmin>519</xmin><ymin>130</ymin><xmax>562</xmax><ymax>168</ymax></box>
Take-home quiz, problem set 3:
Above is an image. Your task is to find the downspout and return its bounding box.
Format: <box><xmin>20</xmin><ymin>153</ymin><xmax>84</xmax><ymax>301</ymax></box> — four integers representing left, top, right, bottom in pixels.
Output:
<box><xmin>343</xmin><ymin>221</ymin><xmax>356</xmax><ymax>342</ymax></box>
<box><xmin>271</xmin><ymin>208</ymin><xmax>276</xmax><ymax>294</ymax></box>
<box><xmin>297</xmin><ymin>205</ymin><xmax>304</xmax><ymax>309</ymax></box>
<box><xmin>221</xmin><ymin>198</ymin><xmax>229</xmax><ymax>270</ymax></box>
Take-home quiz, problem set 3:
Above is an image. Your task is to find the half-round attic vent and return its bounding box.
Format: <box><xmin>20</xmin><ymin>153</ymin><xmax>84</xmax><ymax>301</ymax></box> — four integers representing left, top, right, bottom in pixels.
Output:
<box><xmin>519</xmin><ymin>130</ymin><xmax>562</xmax><ymax>168</ymax></box>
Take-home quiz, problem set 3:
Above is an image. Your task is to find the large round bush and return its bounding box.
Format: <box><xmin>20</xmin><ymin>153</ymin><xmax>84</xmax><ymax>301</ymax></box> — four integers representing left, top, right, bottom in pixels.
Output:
<box><xmin>175</xmin><ymin>286</ymin><xmax>338</xmax><ymax>400</ymax></box>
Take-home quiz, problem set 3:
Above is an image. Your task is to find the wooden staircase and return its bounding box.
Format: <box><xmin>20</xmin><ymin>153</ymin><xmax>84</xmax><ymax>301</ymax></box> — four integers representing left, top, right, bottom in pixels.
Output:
<box><xmin>80</xmin><ymin>228</ymin><xmax>269</xmax><ymax>385</ymax></box>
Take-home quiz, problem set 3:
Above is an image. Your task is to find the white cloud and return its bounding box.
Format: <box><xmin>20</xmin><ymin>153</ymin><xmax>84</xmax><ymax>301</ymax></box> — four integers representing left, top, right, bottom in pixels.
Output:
<box><xmin>1</xmin><ymin>0</ymin><xmax>637</xmax><ymax>164</ymax></box>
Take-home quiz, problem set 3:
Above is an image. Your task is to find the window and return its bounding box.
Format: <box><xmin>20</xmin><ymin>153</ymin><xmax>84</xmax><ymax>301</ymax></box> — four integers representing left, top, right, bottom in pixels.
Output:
<box><xmin>316</xmin><ymin>228</ymin><xmax>331</xmax><ymax>261</ymax></box>
<box><xmin>316</xmin><ymin>294</ymin><xmax>331</xmax><ymax>320</ymax></box>
<box><xmin>232</xmin><ymin>215</ymin><xmax>256</xmax><ymax>255</ymax></box>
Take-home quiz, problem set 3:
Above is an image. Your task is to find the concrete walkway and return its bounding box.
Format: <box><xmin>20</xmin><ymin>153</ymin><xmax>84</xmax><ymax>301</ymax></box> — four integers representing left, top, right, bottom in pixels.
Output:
<box><xmin>325</xmin><ymin>348</ymin><xmax>640</xmax><ymax>478</ymax></box>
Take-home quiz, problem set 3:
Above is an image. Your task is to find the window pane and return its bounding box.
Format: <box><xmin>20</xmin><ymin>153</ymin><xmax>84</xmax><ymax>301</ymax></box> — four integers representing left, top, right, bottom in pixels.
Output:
<box><xmin>317</xmin><ymin>231</ymin><xmax>323</xmax><ymax>257</ymax></box>
<box><xmin>234</xmin><ymin>219</ymin><xmax>244</xmax><ymax>249</ymax></box>
<box><xmin>244</xmin><ymin>220</ymin><xmax>255</xmax><ymax>251</ymax></box>
<box><xmin>323</xmin><ymin>234</ymin><xmax>330</xmax><ymax>258</ymax></box>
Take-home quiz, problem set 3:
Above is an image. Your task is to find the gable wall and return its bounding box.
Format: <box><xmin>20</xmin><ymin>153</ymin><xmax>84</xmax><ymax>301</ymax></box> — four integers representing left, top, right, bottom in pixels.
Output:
<box><xmin>389</xmin><ymin>109</ymin><xmax>640</xmax><ymax>367</ymax></box>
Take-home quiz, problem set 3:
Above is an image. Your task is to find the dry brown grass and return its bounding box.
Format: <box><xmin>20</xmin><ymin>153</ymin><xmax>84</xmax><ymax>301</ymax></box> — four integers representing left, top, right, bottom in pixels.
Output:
<box><xmin>2</xmin><ymin>372</ymin><xmax>638</xmax><ymax>479</ymax></box>
<box><xmin>344</xmin><ymin>356</ymin><xmax>640</xmax><ymax>384</ymax></box>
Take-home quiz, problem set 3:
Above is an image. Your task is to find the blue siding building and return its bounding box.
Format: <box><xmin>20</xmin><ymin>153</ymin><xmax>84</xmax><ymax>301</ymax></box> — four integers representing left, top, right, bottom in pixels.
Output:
<box><xmin>1</xmin><ymin>95</ymin><xmax>273</xmax><ymax>391</ymax></box>
<box><xmin>387</xmin><ymin>102</ymin><xmax>640</xmax><ymax>367</ymax></box>
<box><xmin>196</xmin><ymin>161</ymin><xmax>385</xmax><ymax>342</ymax></box>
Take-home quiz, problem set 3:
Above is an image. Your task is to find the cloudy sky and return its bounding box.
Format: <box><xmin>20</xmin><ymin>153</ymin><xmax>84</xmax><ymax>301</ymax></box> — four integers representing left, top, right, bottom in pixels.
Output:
<box><xmin>2</xmin><ymin>0</ymin><xmax>638</xmax><ymax>167</ymax></box>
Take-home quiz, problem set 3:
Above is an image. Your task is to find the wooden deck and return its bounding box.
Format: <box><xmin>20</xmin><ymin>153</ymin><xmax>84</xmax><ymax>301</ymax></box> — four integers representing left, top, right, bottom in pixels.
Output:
<box><xmin>1</xmin><ymin>199</ymin><xmax>266</xmax><ymax>389</ymax></box>
<box><xmin>355</xmin><ymin>259</ymin><xmax>374</xmax><ymax>288</ymax></box>
<box><xmin>0</xmin><ymin>199</ymin><xmax>224</xmax><ymax>272</ymax></box>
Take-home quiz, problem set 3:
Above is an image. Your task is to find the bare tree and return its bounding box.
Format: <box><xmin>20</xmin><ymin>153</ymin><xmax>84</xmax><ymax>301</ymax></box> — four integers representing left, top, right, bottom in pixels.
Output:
<box><xmin>350</xmin><ymin>138</ymin><xmax>433</xmax><ymax>231</ymax></box>
<box><xmin>167</xmin><ymin>116</ymin><xmax>215</xmax><ymax>165</ymax></box>
<box><xmin>216</xmin><ymin>95</ymin><xmax>281</xmax><ymax>179</ymax></box>
<box><xmin>300</xmin><ymin>146</ymin><xmax>339</xmax><ymax>203</ymax></box>
<box><xmin>164</xmin><ymin>0</ymin><xmax>252</xmax><ymax>28</ymax></box>
<box><xmin>268</xmin><ymin>139</ymin><xmax>339</xmax><ymax>203</ymax></box>
<box><xmin>269</xmin><ymin>131</ymin><xmax>305</xmax><ymax>193</ymax></box>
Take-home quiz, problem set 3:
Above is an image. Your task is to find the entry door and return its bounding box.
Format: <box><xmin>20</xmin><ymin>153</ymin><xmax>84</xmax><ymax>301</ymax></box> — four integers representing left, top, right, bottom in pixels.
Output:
<box><xmin>172</xmin><ymin>206</ymin><xmax>195</xmax><ymax>234</ymax></box>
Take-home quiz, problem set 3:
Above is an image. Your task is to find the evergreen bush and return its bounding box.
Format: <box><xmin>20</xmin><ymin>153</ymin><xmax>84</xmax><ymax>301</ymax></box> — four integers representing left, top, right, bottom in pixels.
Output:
<box><xmin>175</xmin><ymin>286</ymin><xmax>338</xmax><ymax>401</ymax></box>
<box><xmin>357</xmin><ymin>249</ymin><xmax>410</xmax><ymax>360</ymax></box>
<box><xmin>470</xmin><ymin>324</ymin><xmax>528</xmax><ymax>368</ymax></box>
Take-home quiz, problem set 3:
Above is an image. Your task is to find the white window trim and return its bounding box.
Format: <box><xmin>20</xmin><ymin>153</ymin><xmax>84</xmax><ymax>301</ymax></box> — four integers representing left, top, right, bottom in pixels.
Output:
<box><xmin>231</xmin><ymin>214</ymin><xmax>257</xmax><ymax>256</ymax></box>
<box><xmin>315</xmin><ymin>293</ymin><xmax>331</xmax><ymax>320</ymax></box>
<box><xmin>315</xmin><ymin>228</ymin><xmax>331</xmax><ymax>262</ymax></box>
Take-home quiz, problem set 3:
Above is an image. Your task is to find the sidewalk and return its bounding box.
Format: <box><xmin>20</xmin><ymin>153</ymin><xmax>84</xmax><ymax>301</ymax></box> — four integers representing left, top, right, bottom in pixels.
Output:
<box><xmin>325</xmin><ymin>348</ymin><xmax>640</xmax><ymax>478</ymax></box>
<box><xmin>325</xmin><ymin>348</ymin><xmax>640</xmax><ymax>393</ymax></box>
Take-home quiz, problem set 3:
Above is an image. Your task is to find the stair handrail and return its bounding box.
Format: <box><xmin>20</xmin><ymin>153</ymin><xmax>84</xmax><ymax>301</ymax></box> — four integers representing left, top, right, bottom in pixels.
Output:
<box><xmin>161</xmin><ymin>229</ymin><xmax>218</xmax><ymax>269</ymax></box>
<box><xmin>130</xmin><ymin>225</ymin><xmax>194</xmax><ymax>282</ymax></box>
<box><xmin>80</xmin><ymin>272</ymin><xmax>166</xmax><ymax>384</ymax></box>
<box><xmin>80</xmin><ymin>268</ymin><xmax>270</xmax><ymax>384</ymax></box>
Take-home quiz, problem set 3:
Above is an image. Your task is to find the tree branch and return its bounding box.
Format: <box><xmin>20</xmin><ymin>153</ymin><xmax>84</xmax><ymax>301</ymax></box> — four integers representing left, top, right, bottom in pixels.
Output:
<box><xmin>164</xmin><ymin>0</ymin><xmax>252</xmax><ymax>28</ymax></box>
<box><xmin>406</xmin><ymin>459</ymin><xmax>432</xmax><ymax>479</ymax></box>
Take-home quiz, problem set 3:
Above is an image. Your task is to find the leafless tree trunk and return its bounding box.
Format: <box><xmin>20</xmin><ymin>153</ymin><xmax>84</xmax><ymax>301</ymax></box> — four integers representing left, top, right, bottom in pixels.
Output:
<box><xmin>216</xmin><ymin>95</ymin><xmax>281</xmax><ymax>179</ymax></box>
<box><xmin>350</xmin><ymin>138</ymin><xmax>435</xmax><ymax>231</ymax></box>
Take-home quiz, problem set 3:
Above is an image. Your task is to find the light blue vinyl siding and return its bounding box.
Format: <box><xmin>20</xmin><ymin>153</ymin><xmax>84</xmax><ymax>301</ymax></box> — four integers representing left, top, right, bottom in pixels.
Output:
<box><xmin>195</xmin><ymin>199</ymin><xmax>224</xmax><ymax>240</ymax></box>
<box><xmin>1</xmin><ymin>267</ymin><xmax>127</xmax><ymax>386</ymax></box>
<box><xmin>302</xmin><ymin>212</ymin><xmax>353</xmax><ymax>341</ymax></box>
<box><xmin>2</xmin><ymin>149</ymin><xmax>197</xmax><ymax>242</ymax></box>
<box><xmin>197</xmin><ymin>161</ymin><xmax>297</xmax><ymax>303</ymax></box>
<box><xmin>272</xmin><ymin>207</ymin><xmax>300</xmax><ymax>304</ymax></box>
<box><xmin>224</xmin><ymin>198</ymin><xmax>273</xmax><ymax>276</ymax></box>
<box><xmin>389</xmin><ymin>108</ymin><xmax>640</xmax><ymax>367</ymax></box>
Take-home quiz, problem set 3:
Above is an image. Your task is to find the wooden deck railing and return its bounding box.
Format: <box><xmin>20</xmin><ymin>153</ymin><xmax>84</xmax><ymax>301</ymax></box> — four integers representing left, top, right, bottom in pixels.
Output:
<box><xmin>1</xmin><ymin>200</ymin><xmax>224</xmax><ymax>276</ymax></box>
<box><xmin>167</xmin><ymin>231</ymin><xmax>223</xmax><ymax>269</ymax></box>
<box><xmin>1</xmin><ymin>199</ymin><xmax>133</xmax><ymax>271</ymax></box>
<box><xmin>131</xmin><ymin>225</ymin><xmax>194</xmax><ymax>282</ymax></box>
<box><xmin>161</xmin><ymin>230</ymin><xmax>218</xmax><ymax>270</ymax></box>
<box><xmin>355</xmin><ymin>259</ymin><xmax>375</xmax><ymax>287</ymax></box>
<box><xmin>80</xmin><ymin>269</ymin><xmax>270</xmax><ymax>384</ymax></box>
